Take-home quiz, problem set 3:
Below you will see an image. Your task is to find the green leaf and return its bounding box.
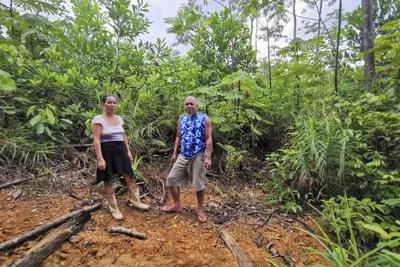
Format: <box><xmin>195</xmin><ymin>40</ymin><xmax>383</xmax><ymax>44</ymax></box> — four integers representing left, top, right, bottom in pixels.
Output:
<box><xmin>36</xmin><ymin>122</ymin><xmax>45</xmax><ymax>134</ymax></box>
<box><xmin>26</xmin><ymin>105</ymin><xmax>36</xmax><ymax>117</ymax></box>
<box><xmin>0</xmin><ymin>70</ymin><xmax>16</xmax><ymax>92</ymax></box>
<box><xmin>46</xmin><ymin>109</ymin><xmax>56</xmax><ymax>125</ymax></box>
<box><xmin>382</xmin><ymin>199</ymin><xmax>400</xmax><ymax>207</ymax></box>
<box><xmin>361</xmin><ymin>223</ymin><xmax>389</xmax><ymax>239</ymax></box>
<box><xmin>30</xmin><ymin>114</ymin><xmax>41</xmax><ymax>126</ymax></box>
<box><xmin>13</xmin><ymin>97</ymin><xmax>31</xmax><ymax>104</ymax></box>
<box><xmin>382</xmin><ymin>249</ymin><xmax>400</xmax><ymax>261</ymax></box>
<box><xmin>60</xmin><ymin>118</ymin><xmax>73</xmax><ymax>124</ymax></box>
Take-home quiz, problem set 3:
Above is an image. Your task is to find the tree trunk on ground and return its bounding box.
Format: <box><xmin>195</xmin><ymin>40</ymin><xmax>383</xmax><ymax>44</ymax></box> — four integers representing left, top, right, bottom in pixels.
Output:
<box><xmin>362</xmin><ymin>0</ymin><xmax>376</xmax><ymax>89</ymax></box>
<box><xmin>219</xmin><ymin>229</ymin><xmax>254</xmax><ymax>267</ymax></box>
<box><xmin>7</xmin><ymin>211</ymin><xmax>91</xmax><ymax>267</ymax></box>
<box><xmin>0</xmin><ymin>178</ymin><xmax>30</xmax><ymax>190</ymax></box>
<box><xmin>0</xmin><ymin>203</ymin><xmax>101</xmax><ymax>253</ymax></box>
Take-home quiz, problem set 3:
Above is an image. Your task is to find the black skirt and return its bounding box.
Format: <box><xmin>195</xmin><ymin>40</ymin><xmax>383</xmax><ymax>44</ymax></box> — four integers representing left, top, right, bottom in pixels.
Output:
<box><xmin>96</xmin><ymin>141</ymin><xmax>134</xmax><ymax>183</ymax></box>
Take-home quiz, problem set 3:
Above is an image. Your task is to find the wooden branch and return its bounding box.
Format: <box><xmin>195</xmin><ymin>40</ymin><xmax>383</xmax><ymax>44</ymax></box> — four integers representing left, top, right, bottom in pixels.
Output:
<box><xmin>0</xmin><ymin>178</ymin><xmax>30</xmax><ymax>190</ymax></box>
<box><xmin>219</xmin><ymin>229</ymin><xmax>254</xmax><ymax>267</ymax></box>
<box><xmin>289</xmin><ymin>215</ymin><xmax>315</xmax><ymax>234</ymax></box>
<box><xmin>206</xmin><ymin>172</ymin><xmax>219</xmax><ymax>178</ymax></box>
<box><xmin>156</xmin><ymin>147</ymin><xmax>174</xmax><ymax>153</ymax></box>
<box><xmin>106</xmin><ymin>227</ymin><xmax>146</xmax><ymax>240</ymax></box>
<box><xmin>149</xmin><ymin>147</ymin><xmax>174</xmax><ymax>155</ymax></box>
<box><xmin>69</xmin><ymin>191</ymin><xmax>90</xmax><ymax>203</ymax></box>
<box><xmin>262</xmin><ymin>208</ymin><xmax>279</xmax><ymax>229</ymax></box>
<box><xmin>0</xmin><ymin>203</ymin><xmax>101</xmax><ymax>253</ymax></box>
<box><xmin>7</xmin><ymin>210</ymin><xmax>91</xmax><ymax>267</ymax></box>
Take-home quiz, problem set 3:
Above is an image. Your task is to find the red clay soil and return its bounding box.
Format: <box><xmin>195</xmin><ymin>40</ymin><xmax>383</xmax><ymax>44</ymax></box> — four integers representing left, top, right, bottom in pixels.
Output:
<box><xmin>0</xmin><ymin>186</ymin><xmax>331</xmax><ymax>267</ymax></box>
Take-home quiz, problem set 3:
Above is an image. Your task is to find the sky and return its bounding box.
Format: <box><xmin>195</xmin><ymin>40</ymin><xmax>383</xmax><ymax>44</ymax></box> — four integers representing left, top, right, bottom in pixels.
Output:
<box><xmin>140</xmin><ymin>0</ymin><xmax>361</xmax><ymax>58</ymax></box>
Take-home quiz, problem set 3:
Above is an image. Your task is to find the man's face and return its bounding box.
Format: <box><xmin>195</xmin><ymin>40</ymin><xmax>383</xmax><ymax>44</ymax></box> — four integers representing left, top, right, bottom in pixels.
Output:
<box><xmin>184</xmin><ymin>98</ymin><xmax>197</xmax><ymax>115</ymax></box>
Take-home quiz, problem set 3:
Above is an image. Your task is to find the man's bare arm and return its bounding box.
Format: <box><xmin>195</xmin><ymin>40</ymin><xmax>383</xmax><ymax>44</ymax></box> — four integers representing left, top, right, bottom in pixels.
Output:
<box><xmin>204</xmin><ymin>117</ymin><xmax>212</xmax><ymax>169</ymax></box>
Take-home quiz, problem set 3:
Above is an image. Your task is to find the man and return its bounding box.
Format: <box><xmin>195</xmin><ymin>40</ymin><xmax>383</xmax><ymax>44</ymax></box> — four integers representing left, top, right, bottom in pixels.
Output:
<box><xmin>161</xmin><ymin>96</ymin><xmax>212</xmax><ymax>223</ymax></box>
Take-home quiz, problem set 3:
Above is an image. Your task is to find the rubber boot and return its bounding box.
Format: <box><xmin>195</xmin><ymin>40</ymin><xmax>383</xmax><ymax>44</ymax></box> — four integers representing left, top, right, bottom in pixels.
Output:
<box><xmin>128</xmin><ymin>187</ymin><xmax>150</xmax><ymax>211</ymax></box>
<box><xmin>104</xmin><ymin>193</ymin><xmax>123</xmax><ymax>220</ymax></box>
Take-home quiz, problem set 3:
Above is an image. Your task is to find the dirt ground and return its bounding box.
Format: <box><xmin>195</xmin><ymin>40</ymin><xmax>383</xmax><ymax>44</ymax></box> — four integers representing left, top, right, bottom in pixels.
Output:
<box><xmin>0</xmin><ymin>181</ymin><xmax>330</xmax><ymax>267</ymax></box>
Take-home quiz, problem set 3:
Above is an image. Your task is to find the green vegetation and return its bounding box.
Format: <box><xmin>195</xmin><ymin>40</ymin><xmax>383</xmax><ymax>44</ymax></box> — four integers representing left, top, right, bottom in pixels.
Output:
<box><xmin>1</xmin><ymin>0</ymin><xmax>400</xmax><ymax>265</ymax></box>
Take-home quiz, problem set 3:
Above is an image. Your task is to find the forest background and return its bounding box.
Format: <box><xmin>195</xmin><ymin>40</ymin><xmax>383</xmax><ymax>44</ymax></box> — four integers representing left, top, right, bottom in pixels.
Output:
<box><xmin>1</xmin><ymin>0</ymin><xmax>400</xmax><ymax>265</ymax></box>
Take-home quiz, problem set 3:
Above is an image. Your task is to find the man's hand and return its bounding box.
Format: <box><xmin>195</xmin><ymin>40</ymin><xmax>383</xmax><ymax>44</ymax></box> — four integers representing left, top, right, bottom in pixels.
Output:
<box><xmin>98</xmin><ymin>158</ymin><xmax>106</xmax><ymax>171</ymax></box>
<box><xmin>127</xmin><ymin>151</ymin><xmax>133</xmax><ymax>162</ymax></box>
<box><xmin>170</xmin><ymin>153</ymin><xmax>177</xmax><ymax>163</ymax></box>
<box><xmin>204</xmin><ymin>158</ymin><xmax>212</xmax><ymax>170</ymax></box>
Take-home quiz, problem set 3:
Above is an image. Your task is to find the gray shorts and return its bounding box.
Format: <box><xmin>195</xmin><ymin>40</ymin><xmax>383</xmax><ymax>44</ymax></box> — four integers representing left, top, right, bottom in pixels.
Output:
<box><xmin>166</xmin><ymin>151</ymin><xmax>206</xmax><ymax>191</ymax></box>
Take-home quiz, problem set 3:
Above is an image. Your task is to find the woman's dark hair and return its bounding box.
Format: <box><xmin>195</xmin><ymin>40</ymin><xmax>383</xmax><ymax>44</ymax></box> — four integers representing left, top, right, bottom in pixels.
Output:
<box><xmin>101</xmin><ymin>94</ymin><xmax>116</xmax><ymax>103</ymax></box>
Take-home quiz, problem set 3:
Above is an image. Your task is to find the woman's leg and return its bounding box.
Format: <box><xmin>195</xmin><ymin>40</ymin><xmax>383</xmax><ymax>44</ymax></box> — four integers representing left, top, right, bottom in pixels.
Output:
<box><xmin>103</xmin><ymin>181</ymin><xmax>113</xmax><ymax>195</ymax></box>
<box><xmin>123</xmin><ymin>174</ymin><xmax>149</xmax><ymax>211</ymax></box>
<box><xmin>122</xmin><ymin>174</ymin><xmax>137</xmax><ymax>190</ymax></box>
<box><xmin>103</xmin><ymin>180</ymin><xmax>123</xmax><ymax>220</ymax></box>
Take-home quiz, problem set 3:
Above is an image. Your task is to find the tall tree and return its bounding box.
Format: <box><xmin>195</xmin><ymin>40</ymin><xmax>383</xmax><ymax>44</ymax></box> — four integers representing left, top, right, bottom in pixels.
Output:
<box><xmin>258</xmin><ymin>0</ymin><xmax>288</xmax><ymax>90</ymax></box>
<box><xmin>334</xmin><ymin>0</ymin><xmax>342</xmax><ymax>94</ymax></box>
<box><xmin>362</xmin><ymin>0</ymin><xmax>376</xmax><ymax>89</ymax></box>
<box><xmin>292</xmin><ymin>0</ymin><xmax>297</xmax><ymax>40</ymax></box>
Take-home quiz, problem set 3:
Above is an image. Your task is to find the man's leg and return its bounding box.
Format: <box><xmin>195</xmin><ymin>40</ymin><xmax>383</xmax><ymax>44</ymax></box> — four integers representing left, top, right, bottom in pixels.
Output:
<box><xmin>160</xmin><ymin>186</ymin><xmax>182</xmax><ymax>212</ymax></box>
<box><xmin>195</xmin><ymin>189</ymin><xmax>207</xmax><ymax>222</ymax></box>
<box><xmin>161</xmin><ymin>155</ymin><xmax>188</xmax><ymax>212</ymax></box>
<box><xmin>191</xmin><ymin>152</ymin><xmax>207</xmax><ymax>222</ymax></box>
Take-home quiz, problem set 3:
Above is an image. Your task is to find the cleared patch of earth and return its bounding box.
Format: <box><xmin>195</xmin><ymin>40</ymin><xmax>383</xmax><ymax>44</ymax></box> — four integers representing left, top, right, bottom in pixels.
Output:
<box><xmin>0</xmin><ymin>179</ymin><xmax>330</xmax><ymax>267</ymax></box>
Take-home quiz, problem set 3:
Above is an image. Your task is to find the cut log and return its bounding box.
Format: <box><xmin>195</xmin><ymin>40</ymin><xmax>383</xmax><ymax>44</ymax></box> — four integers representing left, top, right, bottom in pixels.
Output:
<box><xmin>0</xmin><ymin>202</ymin><xmax>101</xmax><ymax>253</ymax></box>
<box><xmin>106</xmin><ymin>227</ymin><xmax>146</xmax><ymax>240</ymax></box>
<box><xmin>7</xmin><ymin>210</ymin><xmax>90</xmax><ymax>267</ymax></box>
<box><xmin>0</xmin><ymin>178</ymin><xmax>30</xmax><ymax>190</ymax></box>
<box><xmin>219</xmin><ymin>229</ymin><xmax>254</xmax><ymax>267</ymax></box>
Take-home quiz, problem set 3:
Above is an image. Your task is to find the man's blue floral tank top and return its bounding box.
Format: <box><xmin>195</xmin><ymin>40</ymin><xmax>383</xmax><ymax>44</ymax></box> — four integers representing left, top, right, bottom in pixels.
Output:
<box><xmin>179</xmin><ymin>112</ymin><xmax>207</xmax><ymax>158</ymax></box>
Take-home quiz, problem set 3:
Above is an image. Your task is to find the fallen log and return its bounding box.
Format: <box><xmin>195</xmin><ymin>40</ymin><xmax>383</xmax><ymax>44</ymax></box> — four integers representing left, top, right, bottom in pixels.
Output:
<box><xmin>106</xmin><ymin>227</ymin><xmax>147</xmax><ymax>240</ymax></box>
<box><xmin>0</xmin><ymin>202</ymin><xmax>101</xmax><ymax>253</ymax></box>
<box><xmin>7</xmin><ymin>210</ymin><xmax>90</xmax><ymax>267</ymax></box>
<box><xmin>219</xmin><ymin>229</ymin><xmax>254</xmax><ymax>267</ymax></box>
<box><xmin>0</xmin><ymin>178</ymin><xmax>30</xmax><ymax>190</ymax></box>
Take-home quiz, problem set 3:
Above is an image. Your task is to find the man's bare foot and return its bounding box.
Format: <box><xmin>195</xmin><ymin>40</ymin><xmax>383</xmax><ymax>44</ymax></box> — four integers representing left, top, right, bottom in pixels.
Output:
<box><xmin>194</xmin><ymin>207</ymin><xmax>208</xmax><ymax>223</ymax></box>
<box><xmin>160</xmin><ymin>205</ymin><xmax>183</xmax><ymax>213</ymax></box>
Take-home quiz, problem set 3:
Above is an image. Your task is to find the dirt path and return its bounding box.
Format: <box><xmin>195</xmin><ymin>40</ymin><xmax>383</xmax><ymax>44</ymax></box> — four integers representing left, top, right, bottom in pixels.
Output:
<box><xmin>0</xmin><ymin>185</ymin><xmax>329</xmax><ymax>266</ymax></box>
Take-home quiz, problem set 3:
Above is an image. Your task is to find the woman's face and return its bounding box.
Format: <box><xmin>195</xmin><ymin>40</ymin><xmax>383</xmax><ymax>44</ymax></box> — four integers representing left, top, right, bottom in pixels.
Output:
<box><xmin>102</xmin><ymin>96</ymin><xmax>117</xmax><ymax>114</ymax></box>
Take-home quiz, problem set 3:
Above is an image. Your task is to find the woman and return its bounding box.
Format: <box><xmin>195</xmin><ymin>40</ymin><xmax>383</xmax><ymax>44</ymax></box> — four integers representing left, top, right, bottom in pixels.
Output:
<box><xmin>92</xmin><ymin>94</ymin><xmax>149</xmax><ymax>220</ymax></box>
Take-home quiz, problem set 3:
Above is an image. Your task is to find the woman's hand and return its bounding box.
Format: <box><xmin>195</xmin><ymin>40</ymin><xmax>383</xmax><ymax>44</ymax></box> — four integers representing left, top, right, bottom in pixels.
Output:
<box><xmin>128</xmin><ymin>151</ymin><xmax>133</xmax><ymax>162</ymax></box>
<box><xmin>98</xmin><ymin>158</ymin><xmax>106</xmax><ymax>171</ymax></box>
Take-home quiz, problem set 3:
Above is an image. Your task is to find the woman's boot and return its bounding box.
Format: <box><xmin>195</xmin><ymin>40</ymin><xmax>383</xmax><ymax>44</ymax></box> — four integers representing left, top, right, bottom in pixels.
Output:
<box><xmin>128</xmin><ymin>188</ymin><xmax>149</xmax><ymax>211</ymax></box>
<box><xmin>104</xmin><ymin>193</ymin><xmax>123</xmax><ymax>220</ymax></box>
